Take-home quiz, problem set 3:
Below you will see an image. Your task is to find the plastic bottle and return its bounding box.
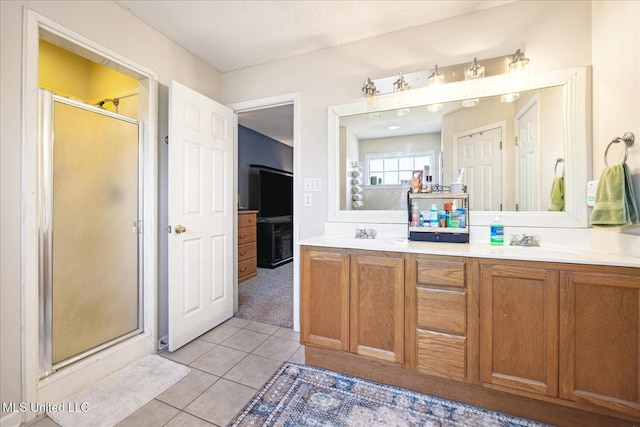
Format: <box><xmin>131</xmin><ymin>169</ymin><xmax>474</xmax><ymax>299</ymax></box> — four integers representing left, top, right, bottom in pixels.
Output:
<box><xmin>447</xmin><ymin>202</ymin><xmax>459</xmax><ymax>227</ymax></box>
<box><xmin>411</xmin><ymin>201</ymin><xmax>419</xmax><ymax>227</ymax></box>
<box><xmin>419</xmin><ymin>212</ymin><xmax>425</xmax><ymax>227</ymax></box>
<box><xmin>490</xmin><ymin>216</ymin><xmax>504</xmax><ymax>245</ymax></box>
<box><xmin>457</xmin><ymin>208</ymin><xmax>466</xmax><ymax>228</ymax></box>
<box><xmin>429</xmin><ymin>204</ymin><xmax>439</xmax><ymax>227</ymax></box>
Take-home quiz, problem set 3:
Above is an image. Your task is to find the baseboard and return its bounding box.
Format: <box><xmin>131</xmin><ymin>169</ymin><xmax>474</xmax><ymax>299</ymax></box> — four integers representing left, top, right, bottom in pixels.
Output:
<box><xmin>0</xmin><ymin>411</ymin><xmax>21</xmax><ymax>427</ymax></box>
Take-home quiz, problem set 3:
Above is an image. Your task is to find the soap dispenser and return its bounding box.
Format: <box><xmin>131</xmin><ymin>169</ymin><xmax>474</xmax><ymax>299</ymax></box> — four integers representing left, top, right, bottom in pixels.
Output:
<box><xmin>490</xmin><ymin>216</ymin><xmax>504</xmax><ymax>246</ymax></box>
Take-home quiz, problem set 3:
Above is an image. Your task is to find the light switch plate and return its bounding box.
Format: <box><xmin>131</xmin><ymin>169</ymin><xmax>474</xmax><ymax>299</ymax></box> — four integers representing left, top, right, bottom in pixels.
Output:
<box><xmin>587</xmin><ymin>180</ymin><xmax>598</xmax><ymax>207</ymax></box>
<box><xmin>304</xmin><ymin>193</ymin><xmax>312</xmax><ymax>206</ymax></box>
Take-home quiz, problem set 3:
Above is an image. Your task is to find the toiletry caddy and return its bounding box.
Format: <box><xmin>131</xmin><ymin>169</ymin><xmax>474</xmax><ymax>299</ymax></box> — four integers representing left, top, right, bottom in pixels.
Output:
<box><xmin>407</xmin><ymin>191</ymin><xmax>469</xmax><ymax>243</ymax></box>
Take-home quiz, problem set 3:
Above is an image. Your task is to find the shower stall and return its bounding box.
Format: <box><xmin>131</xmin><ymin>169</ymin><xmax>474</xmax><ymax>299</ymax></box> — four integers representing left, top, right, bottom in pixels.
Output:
<box><xmin>38</xmin><ymin>89</ymin><xmax>143</xmax><ymax>377</ymax></box>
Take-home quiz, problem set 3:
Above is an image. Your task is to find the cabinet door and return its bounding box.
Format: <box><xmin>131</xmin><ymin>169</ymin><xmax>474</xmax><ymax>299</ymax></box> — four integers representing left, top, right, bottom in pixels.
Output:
<box><xmin>480</xmin><ymin>263</ymin><xmax>558</xmax><ymax>397</ymax></box>
<box><xmin>560</xmin><ymin>270</ymin><xmax>640</xmax><ymax>416</ymax></box>
<box><xmin>300</xmin><ymin>248</ymin><xmax>350</xmax><ymax>351</ymax></box>
<box><xmin>350</xmin><ymin>253</ymin><xmax>404</xmax><ymax>363</ymax></box>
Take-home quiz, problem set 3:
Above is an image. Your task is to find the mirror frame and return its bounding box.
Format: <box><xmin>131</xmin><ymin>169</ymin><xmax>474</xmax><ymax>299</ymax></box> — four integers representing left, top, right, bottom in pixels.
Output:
<box><xmin>328</xmin><ymin>66</ymin><xmax>591</xmax><ymax>228</ymax></box>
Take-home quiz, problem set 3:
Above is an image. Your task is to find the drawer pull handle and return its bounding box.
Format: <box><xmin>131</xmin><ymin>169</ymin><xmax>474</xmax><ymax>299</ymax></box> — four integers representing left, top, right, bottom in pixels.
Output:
<box><xmin>239</xmin><ymin>267</ymin><xmax>247</xmax><ymax>273</ymax></box>
<box><xmin>239</xmin><ymin>250</ymin><xmax>247</xmax><ymax>256</ymax></box>
<box><xmin>239</xmin><ymin>234</ymin><xmax>247</xmax><ymax>239</ymax></box>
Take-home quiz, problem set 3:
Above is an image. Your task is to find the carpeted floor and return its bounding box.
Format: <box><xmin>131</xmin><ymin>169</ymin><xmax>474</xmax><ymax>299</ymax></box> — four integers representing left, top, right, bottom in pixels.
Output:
<box><xmin>236</xmin><ymin>261</ymin><xmax>293</xmax><ymax>328</ymax></box>
<box><xmin>229</xmin><ymin>363</ymin><xmax>553</xmax><ymax>427</ymax></box>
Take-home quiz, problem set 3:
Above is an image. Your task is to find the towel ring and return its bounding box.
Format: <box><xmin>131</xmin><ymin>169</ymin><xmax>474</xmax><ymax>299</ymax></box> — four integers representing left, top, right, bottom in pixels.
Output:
<box><xmin>554</xmin><ymin>157</ymin><xmax>564</xmax><ymax>178</ymax></box>
<box><xmin>604</xmin><ymin>132</ymin><xmax>634</xmax><ymax>166</ymax></box>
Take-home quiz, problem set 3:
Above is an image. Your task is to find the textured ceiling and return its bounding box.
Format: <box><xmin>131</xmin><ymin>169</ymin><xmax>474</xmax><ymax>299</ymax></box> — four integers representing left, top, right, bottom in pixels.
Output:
<box><xmin>114</xmin><ymin>0</ymin><xmax>513</xmax><ymax>145</ymax></box>
<box><xmin>115</xmin><ymin>0</ymin><xmax>513</xmax><ymax>73</ymax></box>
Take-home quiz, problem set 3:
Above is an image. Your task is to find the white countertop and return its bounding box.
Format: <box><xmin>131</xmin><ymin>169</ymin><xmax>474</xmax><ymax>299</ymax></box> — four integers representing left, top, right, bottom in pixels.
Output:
<box><xmin>298</xmin><ymin>235</ymin><xmax>640</xmax><ymax>268</ymax></box>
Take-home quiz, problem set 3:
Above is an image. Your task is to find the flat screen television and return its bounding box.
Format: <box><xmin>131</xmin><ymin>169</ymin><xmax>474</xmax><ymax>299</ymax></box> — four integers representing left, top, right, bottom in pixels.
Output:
<box><xmin>253</xmin><ymin>167</ymin><xmax>293</xmax><ymax>218</ymax></box>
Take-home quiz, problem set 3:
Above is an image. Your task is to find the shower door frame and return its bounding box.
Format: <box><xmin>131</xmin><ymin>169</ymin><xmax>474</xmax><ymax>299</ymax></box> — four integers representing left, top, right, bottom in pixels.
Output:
<box><xmin>38</xmin><ymin>91</ymin><xmax>145</xmax><ymax>378</ymax></box>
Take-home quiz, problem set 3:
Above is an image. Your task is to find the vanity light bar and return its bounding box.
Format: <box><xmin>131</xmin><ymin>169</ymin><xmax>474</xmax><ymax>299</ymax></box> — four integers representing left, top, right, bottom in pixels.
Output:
<box><xmin>363</xmin><ymin>50</ymin><xmax>528</xmax><ymax>96</ymax></box>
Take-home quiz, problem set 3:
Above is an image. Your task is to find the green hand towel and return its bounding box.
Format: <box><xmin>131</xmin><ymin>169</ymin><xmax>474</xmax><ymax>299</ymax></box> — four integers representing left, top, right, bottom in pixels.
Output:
<box><xmin>548</xmin><ymin>177</ymin><xmax>564</xmax><ymax>211</ymax></box>
<box><xmin>590</xmin><ymin>163</ymin><xmax>639</xmax><ymax>228</ymax></box>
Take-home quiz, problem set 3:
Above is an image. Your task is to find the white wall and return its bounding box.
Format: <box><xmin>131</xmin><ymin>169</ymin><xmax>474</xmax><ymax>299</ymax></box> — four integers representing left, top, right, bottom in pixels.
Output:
<box><xmin>223</xmin><ymin>0</ymin><xmax>594</xmax><ymax>240</ymax></box>
<box><xmin>592</xmin><ymin>1</ymin><xmax>640</xmax><ymax>210</ymax></box>
<box><xmin>0</xmin><ymin>0</ymin><xmax>224</xmax><ymax>419</ymax></box>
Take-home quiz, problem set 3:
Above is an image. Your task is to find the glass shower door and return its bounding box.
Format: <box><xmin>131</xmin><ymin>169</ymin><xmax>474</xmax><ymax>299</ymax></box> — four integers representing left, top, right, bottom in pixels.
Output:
<box><xmin>40</xmin><ymin>91</ymin><xmax>142</xmax><ymax>373</ymax></box>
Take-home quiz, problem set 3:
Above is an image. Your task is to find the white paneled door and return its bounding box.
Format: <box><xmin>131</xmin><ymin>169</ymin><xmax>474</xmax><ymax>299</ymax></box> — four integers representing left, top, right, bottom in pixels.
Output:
<box><xmin>515</xmin><ymin>100</ymin><xmax>540</xmax><ymax>211</ymax></box>
<box><xmin>168</xmin><ymin>81</ymin><xmax>234</xmax><ymax>351</ymax></box>
<box><xmin>456</xmin><ymin>125</ymin><xmax>504</xmax><ymax>211</ymax></box>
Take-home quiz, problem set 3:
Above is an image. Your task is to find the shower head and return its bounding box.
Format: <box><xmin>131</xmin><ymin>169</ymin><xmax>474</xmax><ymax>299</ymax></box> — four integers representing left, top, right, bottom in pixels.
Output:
<box><xmin>96</xmin><ymin>98</ymin><xmax>120</xmax><ymax>109</ymax></box>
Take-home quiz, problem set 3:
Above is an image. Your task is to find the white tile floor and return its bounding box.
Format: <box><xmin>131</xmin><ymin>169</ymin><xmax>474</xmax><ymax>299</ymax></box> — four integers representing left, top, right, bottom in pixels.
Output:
<box><xmin>32</xmin><ymin>317</ymin><xmax>304</xmax><ymax>427</ymax></box>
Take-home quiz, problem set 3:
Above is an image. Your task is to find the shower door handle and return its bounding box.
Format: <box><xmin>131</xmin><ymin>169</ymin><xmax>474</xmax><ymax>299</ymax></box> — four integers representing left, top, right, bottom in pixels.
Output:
<box><xmin>175</xmin><ymin>225</ymin><xmax>187</xmax><ymax>234</ymax></box>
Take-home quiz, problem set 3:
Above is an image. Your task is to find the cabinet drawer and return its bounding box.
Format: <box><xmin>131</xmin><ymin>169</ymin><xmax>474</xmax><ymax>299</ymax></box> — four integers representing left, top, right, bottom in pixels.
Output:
<box><xmin>417</xmin><ymin>330</ymin><xmax>466</xmax><ymax>381</ymax></box>
<box><xmin>238</xmin><ymin>213</ymin><xmax>257</xmax><ymax>228</ymax></box>
<box><xmin>238</xmin><ymin>258</ymin><xmax>257</xmax><ymax>279</ymax></box>
<box><xmin>238</xmin><ymin>226</ymin><xmax>256</xmax><ymax>245</ymax></box>
<box><xmin>417</xmin><ymin>288</ymin><xmax>466</xmax><ymax>335</ymax></box>
<box><xmin>416</xmin><ymin>259</ymin><xmax>465</xmax><ymax>288</ymax></box>
<box><xmin>238</xmin><ymin>242</ymin><xmax>257</xmax><ymax>261</ymax></box>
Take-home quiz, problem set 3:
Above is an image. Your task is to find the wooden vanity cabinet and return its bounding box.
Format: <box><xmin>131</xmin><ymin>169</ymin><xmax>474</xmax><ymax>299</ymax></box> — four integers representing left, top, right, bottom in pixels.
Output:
<box><xmin>479</xmin><ymin>261</ymin><xmax>559</xmax><ymax>397</ymax></box>
<box><xmin>479</xmin><ymin>260</ymin><xmax>640</xmax><ymax>419</ymax></box>
<box><xmin>301</xmin><ymin>243</ymin><xmax>639</xmax><ymax>424</ymax></box>
<box><xmin>559</xmin><ymin>267</ymin><xmax>640</xmax><ymax>416</ymax></box>
<box><xmin>300</xmin><ymin>248</ymin><xmax>350</xmax><ymax>351</ymax></box>
<box><xmin>300</xmin><ymin>246</ymin><xmax>404</xmax><ymax>364</ymax></box>
<box><xmin>405</xmin><ymin>255</ymin><xmax>478</xmax><ymax>382</ymax></box>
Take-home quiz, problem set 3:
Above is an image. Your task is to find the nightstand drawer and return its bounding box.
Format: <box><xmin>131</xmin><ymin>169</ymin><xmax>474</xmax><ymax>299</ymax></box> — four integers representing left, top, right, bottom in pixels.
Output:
<box><xmin>238</xmin><ymin>242</ymin><xmax>257</xmax><ymax>261</ymax></box>
<box><xmin>238</xmin><ymin>258</ymin><xmax>257</xmax><ymax>280</ymax></box>
<box><xmin>239</xmin><ymin>213</ymin><xmax>257</xmax><ymax>228</ymax></box>
<box><xmin>238</xmin><ymin>226</ymin><xmax>256</xmax><ymax>245</ymax></box>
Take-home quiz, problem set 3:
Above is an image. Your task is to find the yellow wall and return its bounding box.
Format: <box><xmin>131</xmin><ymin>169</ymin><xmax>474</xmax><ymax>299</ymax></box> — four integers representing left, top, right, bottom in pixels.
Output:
<box><xmin>39</xmin><ymin>40</ymin><xmax>139</xmax><ymax>117</ymax></box>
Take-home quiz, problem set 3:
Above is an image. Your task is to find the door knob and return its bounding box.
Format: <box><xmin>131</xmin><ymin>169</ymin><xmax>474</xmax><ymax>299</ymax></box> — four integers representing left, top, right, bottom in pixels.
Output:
<box><xmin>175</xmin><ymin>225</ymin><xmax>187</xmax><ymax>234</ymax></box>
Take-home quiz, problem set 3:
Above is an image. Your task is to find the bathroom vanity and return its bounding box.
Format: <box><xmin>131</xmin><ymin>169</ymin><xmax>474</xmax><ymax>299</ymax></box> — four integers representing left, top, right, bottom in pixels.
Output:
<box><xmin>299</xmin><ymin>237</ymin><xmax>640</xmax><ymax>426</ymax></box>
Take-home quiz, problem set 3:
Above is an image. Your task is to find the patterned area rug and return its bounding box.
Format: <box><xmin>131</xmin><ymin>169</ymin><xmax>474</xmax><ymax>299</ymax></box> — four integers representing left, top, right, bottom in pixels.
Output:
<box><xmin>229</xmin><ymin>363</ymin><xmax>552</xmax><ymax>427</ymax></box>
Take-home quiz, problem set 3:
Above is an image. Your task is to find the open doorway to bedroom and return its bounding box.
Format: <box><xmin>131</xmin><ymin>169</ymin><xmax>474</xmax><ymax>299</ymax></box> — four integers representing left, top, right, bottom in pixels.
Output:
<box><xmin>236</xmin><ymin>104</ymin><xmax>295</xmax><ymax>328</ymax></box>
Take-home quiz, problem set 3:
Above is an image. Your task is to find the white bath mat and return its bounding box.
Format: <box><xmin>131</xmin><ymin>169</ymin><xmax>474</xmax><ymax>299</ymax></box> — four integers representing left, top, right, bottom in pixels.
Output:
<box><xmin>47</xmin><ymin>355</ymin><xmax>190</xmax><ymax>427</ymax></box>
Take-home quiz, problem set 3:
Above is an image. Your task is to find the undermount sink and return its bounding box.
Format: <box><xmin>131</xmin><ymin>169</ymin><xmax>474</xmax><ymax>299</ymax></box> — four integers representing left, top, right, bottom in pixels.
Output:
<box><xmin>319</xmin><ymin>236</ymin><xmax>407</xmax><ymax>246</ymax></box>
<box><xmin>487</xmin><ymin>245</ymin><xmax>589</xmax><ymax>260</ymax></box>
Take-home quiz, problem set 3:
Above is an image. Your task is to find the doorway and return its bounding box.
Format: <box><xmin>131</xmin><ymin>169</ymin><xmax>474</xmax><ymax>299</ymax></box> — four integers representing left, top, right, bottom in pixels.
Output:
<box><xmin>234</xmin><ymin>101</ymin><xmax>296</xmax><ymax>329</ymax></box>
<box><xmin>23</xmin><ymin>10</ymin><xmax>158</xmax><ymax>413</ymax></box>
<box><xmin>454</xmin><ymin>122</ymin><xmax>506</xmax><ymax>211</ymax></box>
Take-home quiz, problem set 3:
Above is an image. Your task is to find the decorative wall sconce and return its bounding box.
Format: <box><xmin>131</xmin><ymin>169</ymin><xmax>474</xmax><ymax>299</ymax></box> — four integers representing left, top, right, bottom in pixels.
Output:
<box><xmin>465</xmin><ymin>57</ymin><xmax>485</xmax><ymax>80</ymax></box>
<box><xmin>427</xmin><ymin>65</ymin><xmax>444</xmax><ymax>86</ymax></box>
<box><xmin>501</xmin><ymin>49</ymin><xmax>530</xmax><ymax>102</ymax></box>
<box><xmin>509</xmin><ymin>49</ymin><xmax>530</xmax><ymax>71</ymax></box>
<box><xmin>393</xmin><ymin>73</ymin><xmax>410</xmax><ymax>92</ymax></box>
<box><xmin>362</xmin><ymin>77</ymin><xmax>378</xmax><ymax>97</ymax></box>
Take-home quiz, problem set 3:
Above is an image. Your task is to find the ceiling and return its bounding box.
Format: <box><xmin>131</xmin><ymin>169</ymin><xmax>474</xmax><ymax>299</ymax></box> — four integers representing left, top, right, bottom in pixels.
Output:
<box><xmin>114</xmin><ymin>0</ymin><xmax>513</xmax><ymax>145</ymax></box>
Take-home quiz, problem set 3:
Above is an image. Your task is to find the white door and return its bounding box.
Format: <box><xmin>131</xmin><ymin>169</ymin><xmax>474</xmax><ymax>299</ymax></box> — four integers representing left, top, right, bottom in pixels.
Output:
<box><xmin>168</xmin><ymin>81</ymin><xmax>234</xmax><ymax>351</ymax></box>
<box><xmin>515</xmin><ymin>101</ymin><xmax>539</xmax><ymax>211</ymax></box>
<box><xmin>456</xmin><ymin>126</ymin><xmax>503</xmax><ymax>211</ymax></box>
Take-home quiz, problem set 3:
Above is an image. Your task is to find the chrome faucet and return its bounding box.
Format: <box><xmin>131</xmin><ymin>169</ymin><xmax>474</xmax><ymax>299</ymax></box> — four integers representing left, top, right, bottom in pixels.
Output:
<box><xmin>509</xmin><ymin>234</ymin><xmax>540</xmax><ymax>247</ymax></box>
<box><xmin>355</xmin><ymin>228</ymin><xmax>377</xmax><ymax>239</ymax></box>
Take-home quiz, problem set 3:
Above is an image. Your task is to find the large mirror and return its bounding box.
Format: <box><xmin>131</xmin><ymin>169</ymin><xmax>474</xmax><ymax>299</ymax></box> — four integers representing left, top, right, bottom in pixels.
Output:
<box><xmin>328</xmin><ymin>67</ymin><xmax>591</xmax><ymax>227</ymax></box>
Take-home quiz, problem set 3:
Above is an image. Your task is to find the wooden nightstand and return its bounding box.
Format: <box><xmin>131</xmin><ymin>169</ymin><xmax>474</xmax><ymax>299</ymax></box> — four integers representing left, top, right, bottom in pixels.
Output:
<box><xmin>238</xmin><ymin>210</ymin><xmax>258</xmax><ymax>282</ymax></box>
